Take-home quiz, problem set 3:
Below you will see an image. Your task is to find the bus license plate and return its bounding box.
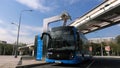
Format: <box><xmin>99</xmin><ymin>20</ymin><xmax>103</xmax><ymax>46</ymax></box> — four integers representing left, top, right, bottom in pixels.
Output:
<box><xmin>55</xmin><ymin>61</ymin><xmax>61</xmax><ymax>63</ymax></box>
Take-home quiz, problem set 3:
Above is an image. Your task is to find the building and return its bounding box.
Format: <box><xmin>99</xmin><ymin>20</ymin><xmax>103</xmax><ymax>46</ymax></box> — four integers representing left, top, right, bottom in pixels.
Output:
<box><xmin>88</xmin><ymin>37</ymin><xmax>115</xmax><ymax>43</ymax></box>
<box><xmin>0</xmin><ymin>40</ymin><xmax>7</xmax><ymax>44</ymax></box>
<box><xmin>18</xmin><ymin>44</ymin><xmax>34</xmax><ymax>56</ymax></box>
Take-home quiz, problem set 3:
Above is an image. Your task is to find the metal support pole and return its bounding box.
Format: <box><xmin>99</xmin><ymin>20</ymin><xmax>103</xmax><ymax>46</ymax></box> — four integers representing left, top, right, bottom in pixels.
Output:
<box><xmin>14</xmin><ymin>10</ymin><xmax>33</xmax><ymax>58</ymax></box>
<box><xmin>101</xmin><ymin>43</ymin><xmax>103</xmax><ymax>56</ymax></box>
<box><xmin>100</xmin><ymin>38</ymin><xmax>103</xmax><ymax>56</ymax></box>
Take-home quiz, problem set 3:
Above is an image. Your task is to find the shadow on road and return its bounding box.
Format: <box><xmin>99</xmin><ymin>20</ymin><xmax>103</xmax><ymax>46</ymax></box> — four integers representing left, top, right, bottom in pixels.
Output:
<box><xmin>51</xmin><ymin>60</ymin><xmax>93</xmax><ymax>68</ymax></box>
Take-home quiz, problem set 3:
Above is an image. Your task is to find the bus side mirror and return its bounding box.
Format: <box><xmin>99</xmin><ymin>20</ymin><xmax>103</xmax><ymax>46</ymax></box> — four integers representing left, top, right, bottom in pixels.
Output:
<box><xmin>41</xmin><ymin>32</ymin><xmax>52</xmax><ymax>40</ymax></box>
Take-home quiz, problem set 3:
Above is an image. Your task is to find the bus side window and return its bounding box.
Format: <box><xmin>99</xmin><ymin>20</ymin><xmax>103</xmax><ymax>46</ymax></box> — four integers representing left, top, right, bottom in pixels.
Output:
<box><xmin>79</xmin><ymin>33</ymin><xmax>83</xmax><ymax>52</ymax></box>
<box><xmin>76</xmin><ymin>32</ymin><xmax>82</xmax><ymax>50</ymax></box>
<box><xmin>76</xmin><ymin>32</ymin><xmax>79</xmax><ymax>42</ymax></box>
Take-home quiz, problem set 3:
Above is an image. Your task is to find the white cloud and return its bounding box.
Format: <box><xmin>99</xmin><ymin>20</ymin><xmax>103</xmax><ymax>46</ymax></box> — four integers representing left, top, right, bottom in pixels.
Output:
<box><xmin>0</xmin><ymin>19</ymin><xmax>43</xmax><ymax>44</ymax></box>
<box><xmin>11</xmin><ymin>30</ymin><xmax>30</xmax><ymax>36</ymax></box>
<box><xmin>65</xmin><ymin>0</ymin><xmax>80</xmax><ymax>5</ymax></box>
<box><xmin>10</xmin><ymin>24</ymin><xmax>43</xmax><ymax>43</ymax></box>
<box><xmin>0</xmin><ymin>27</ymin><xmax>15</xmax><ymax>43</ymax></box>
<box><xmin>0</xmin><ymin>20</ymin><xmax>4</xmax><ymax>24</ymax></box>
<box><xmin>22</xmin><ymin>25</ymin><xmax>43</xmax><ymax>32</ymax></box>
<box><xmin>16</xmin><ymin>0</ymin><xmax>81</xmax><ymax>13</ymax></box>
<box><xmin>117</xmin><ymin>24</ymin><xmax>120</xmax><ymax>26</ymax></box>
<box><xmin>16</xmin><ymin>0</ymin><xmax>52</xmax><ymax>12</ymax></box>
<box><xmin>0</xmin><ymin>27</ymin><xmax>7</xmax><ymax>34</ymax></box>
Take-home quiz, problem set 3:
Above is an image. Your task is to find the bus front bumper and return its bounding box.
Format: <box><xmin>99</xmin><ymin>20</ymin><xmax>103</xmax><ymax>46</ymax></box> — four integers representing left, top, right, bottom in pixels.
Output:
<box><xmin>45</xmin><ymin>58</ymin><xmax>82</xmax><ymax>64</ymax></box>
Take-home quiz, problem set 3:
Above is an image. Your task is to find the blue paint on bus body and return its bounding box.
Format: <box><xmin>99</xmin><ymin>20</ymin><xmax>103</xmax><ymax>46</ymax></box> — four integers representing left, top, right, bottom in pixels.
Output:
<box><xmin>36</xmin><ymin>35</ymin><xmax>43</xmax><ymax>60</ymax></box>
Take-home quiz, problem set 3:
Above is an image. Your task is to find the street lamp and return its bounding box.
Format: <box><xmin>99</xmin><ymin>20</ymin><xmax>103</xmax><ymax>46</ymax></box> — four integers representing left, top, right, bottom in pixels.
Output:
<box><xmin>11</xmin><ymin>22</ymin><xmax>18</xmax><ymax>55</ymax></box>
<box><xmin>14</xmin><ymin>10</ymin><xmax>33</xmax><ymax>58</ymax></box>
<box><xmin>95</xmin><ymin>31</ymin><xmax>103</xmax><ymax>56</ymax></box>
<box><xmin>100</xmin><ymin>38</ymin><xmax>103</xmax><ymax>56</ymax></box>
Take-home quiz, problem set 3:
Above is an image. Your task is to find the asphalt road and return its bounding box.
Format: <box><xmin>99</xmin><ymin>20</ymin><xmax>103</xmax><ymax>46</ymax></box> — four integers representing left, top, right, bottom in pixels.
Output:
<box><xmin>29</xmin><ymin>57</ymin><xmax>120</xmax><ymax>68</ymax></box>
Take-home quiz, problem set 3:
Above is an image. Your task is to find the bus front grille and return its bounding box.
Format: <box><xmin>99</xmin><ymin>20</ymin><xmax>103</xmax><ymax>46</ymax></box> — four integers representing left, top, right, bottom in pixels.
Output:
<box><xmin>47</xmin><ymin>50</ymin><xmax>74</xmax><ymax>60</ymax></box>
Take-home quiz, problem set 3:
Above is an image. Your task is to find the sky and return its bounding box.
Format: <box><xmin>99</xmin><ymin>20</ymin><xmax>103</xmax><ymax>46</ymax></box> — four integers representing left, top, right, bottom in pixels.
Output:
<box><xmin>0</xmin><ymin>0</ymin><xmax>120</xmax><ymax>44</ymax></box>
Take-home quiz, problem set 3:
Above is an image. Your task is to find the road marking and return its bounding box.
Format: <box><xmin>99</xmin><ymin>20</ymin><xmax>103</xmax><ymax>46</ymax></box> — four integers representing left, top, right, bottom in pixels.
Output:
<box><xmin>86</xmin><ymin>60</ymin><xmax>95</xmax><ymax>68</ymax></box>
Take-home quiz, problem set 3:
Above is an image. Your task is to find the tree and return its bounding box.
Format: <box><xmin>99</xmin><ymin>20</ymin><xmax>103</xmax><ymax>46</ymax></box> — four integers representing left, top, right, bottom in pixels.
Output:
<box><xmin>115</xmin><ymin>35</ymin><xmax>120</xmax><ymax>55</ymax></box>
<box><xmin>90</xmin><ymin>43</ymin><xmax>101</xmax><ymax>56</ymax></box>
<box><xmin>115</xmin><ymin>35</ymin><xmax>120</xmax><ymax>45</ymax></box>
<box><xmin>0</xmin><ymin>43</ymin><xmax>13</xmax><ymax>55</ymax></box>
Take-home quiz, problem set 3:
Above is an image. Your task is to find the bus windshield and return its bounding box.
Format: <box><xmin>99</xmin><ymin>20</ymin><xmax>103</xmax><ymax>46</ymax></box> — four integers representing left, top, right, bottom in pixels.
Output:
<box><xmin>48</xmin><ymin>28</ymin><xmax>75</xmax><ymax>50</ymax></box>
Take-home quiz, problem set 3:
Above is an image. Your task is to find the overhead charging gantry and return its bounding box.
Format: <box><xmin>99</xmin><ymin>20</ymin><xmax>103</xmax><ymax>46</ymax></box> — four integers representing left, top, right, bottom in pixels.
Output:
<box><xmin>43</xmin><ymin>12</ymin><xmax>71</xmax><ymax>32</ymax></box>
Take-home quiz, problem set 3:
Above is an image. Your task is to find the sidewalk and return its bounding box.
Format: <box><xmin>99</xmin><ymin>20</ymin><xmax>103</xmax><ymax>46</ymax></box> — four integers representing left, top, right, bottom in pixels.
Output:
<box><xmin>0</xmin><ymin>56</ymin><xmax>46</xmax><ymax>68</ymax></box>
<box><xmin>94</xmin><ymin>56</ymin><xmax>120</xmax><ymax>58</ymax></box>
<box><xmin>0</xmin><ymin>56</ymin><xmax>21</xmax><ymax>68</ymax></box>
<box><xmin>16</xmin><ymin>59</ymin><xmax>46</xmax><ymax>68</ymax></box>
<box><xmin>16</xmin><ymin>56</ymin><xmax>47</xmax><ymax>68</ymax></box>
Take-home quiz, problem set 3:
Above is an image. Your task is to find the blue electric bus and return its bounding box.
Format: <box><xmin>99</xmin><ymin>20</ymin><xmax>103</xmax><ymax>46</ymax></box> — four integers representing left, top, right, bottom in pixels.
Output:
<box><xmin>43</xmin><ymin>26</ymin><xmax>92</xmax><ymax>64</ymax></box>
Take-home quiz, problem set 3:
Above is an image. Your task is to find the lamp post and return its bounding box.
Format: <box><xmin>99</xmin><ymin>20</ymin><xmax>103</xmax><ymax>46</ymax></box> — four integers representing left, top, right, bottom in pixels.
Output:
<box><xmin>11</xmin><ymin>22</ymin><xmax>19</xmax><ymax>56</ymax></box>
<box><xmin>95</xmin><ymin>31</ymin><xmax>103</xmax><ymax>56</ymax></box>
<box><xmin>14</xmin><ymin>10</ymin><xmax>33</xmax><ymax>58</ymax></box>
<box><xmin>100</xmin><ymin>38</ymin><xmax>103</xmax><ymax>56</ymax></box>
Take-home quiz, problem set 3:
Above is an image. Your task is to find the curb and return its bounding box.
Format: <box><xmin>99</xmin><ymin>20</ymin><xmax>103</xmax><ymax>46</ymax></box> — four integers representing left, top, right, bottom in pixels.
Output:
<box><xmin>16</xmin><ymin>63</ymin><xmax>49</xmax><ymax>68</ymax></box>
<box><xmin>93</xmin><ymin>56</ymin><xmax>120</xmax><ymax>59</ymax></box>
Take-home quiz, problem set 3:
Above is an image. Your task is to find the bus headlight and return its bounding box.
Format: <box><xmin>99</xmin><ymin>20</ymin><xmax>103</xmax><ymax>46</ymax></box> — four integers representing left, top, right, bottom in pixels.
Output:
<box><xmin>47</xmin><ymin>52</ymin><xmax>53</xmax><ymax>57</ymax></box>
<box><xmin>69</xmin><ymin>53</ymin><xmax>74</xmax><ymax>59</ymax></box>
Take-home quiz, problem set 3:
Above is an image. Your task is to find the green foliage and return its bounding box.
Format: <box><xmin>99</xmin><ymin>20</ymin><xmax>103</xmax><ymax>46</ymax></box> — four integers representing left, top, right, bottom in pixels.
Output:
<box><xmin>90</xmin><ymin>43</ymin><xmax>101</xmax><ymax>55</ymax></box>
<box><xmin>115</xmin><ymin>35</ymin><xmax>120</xmax><ymax>45</ymax></box>
<box><xmin>90</xmin><ymin>36</ymin><xmax>120</xmax><ymax>56</ymax></box>
<box><xmin>0</xmin><ymin>43</ymin><xmax>14</xmax><ymax>55</ymax></box>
